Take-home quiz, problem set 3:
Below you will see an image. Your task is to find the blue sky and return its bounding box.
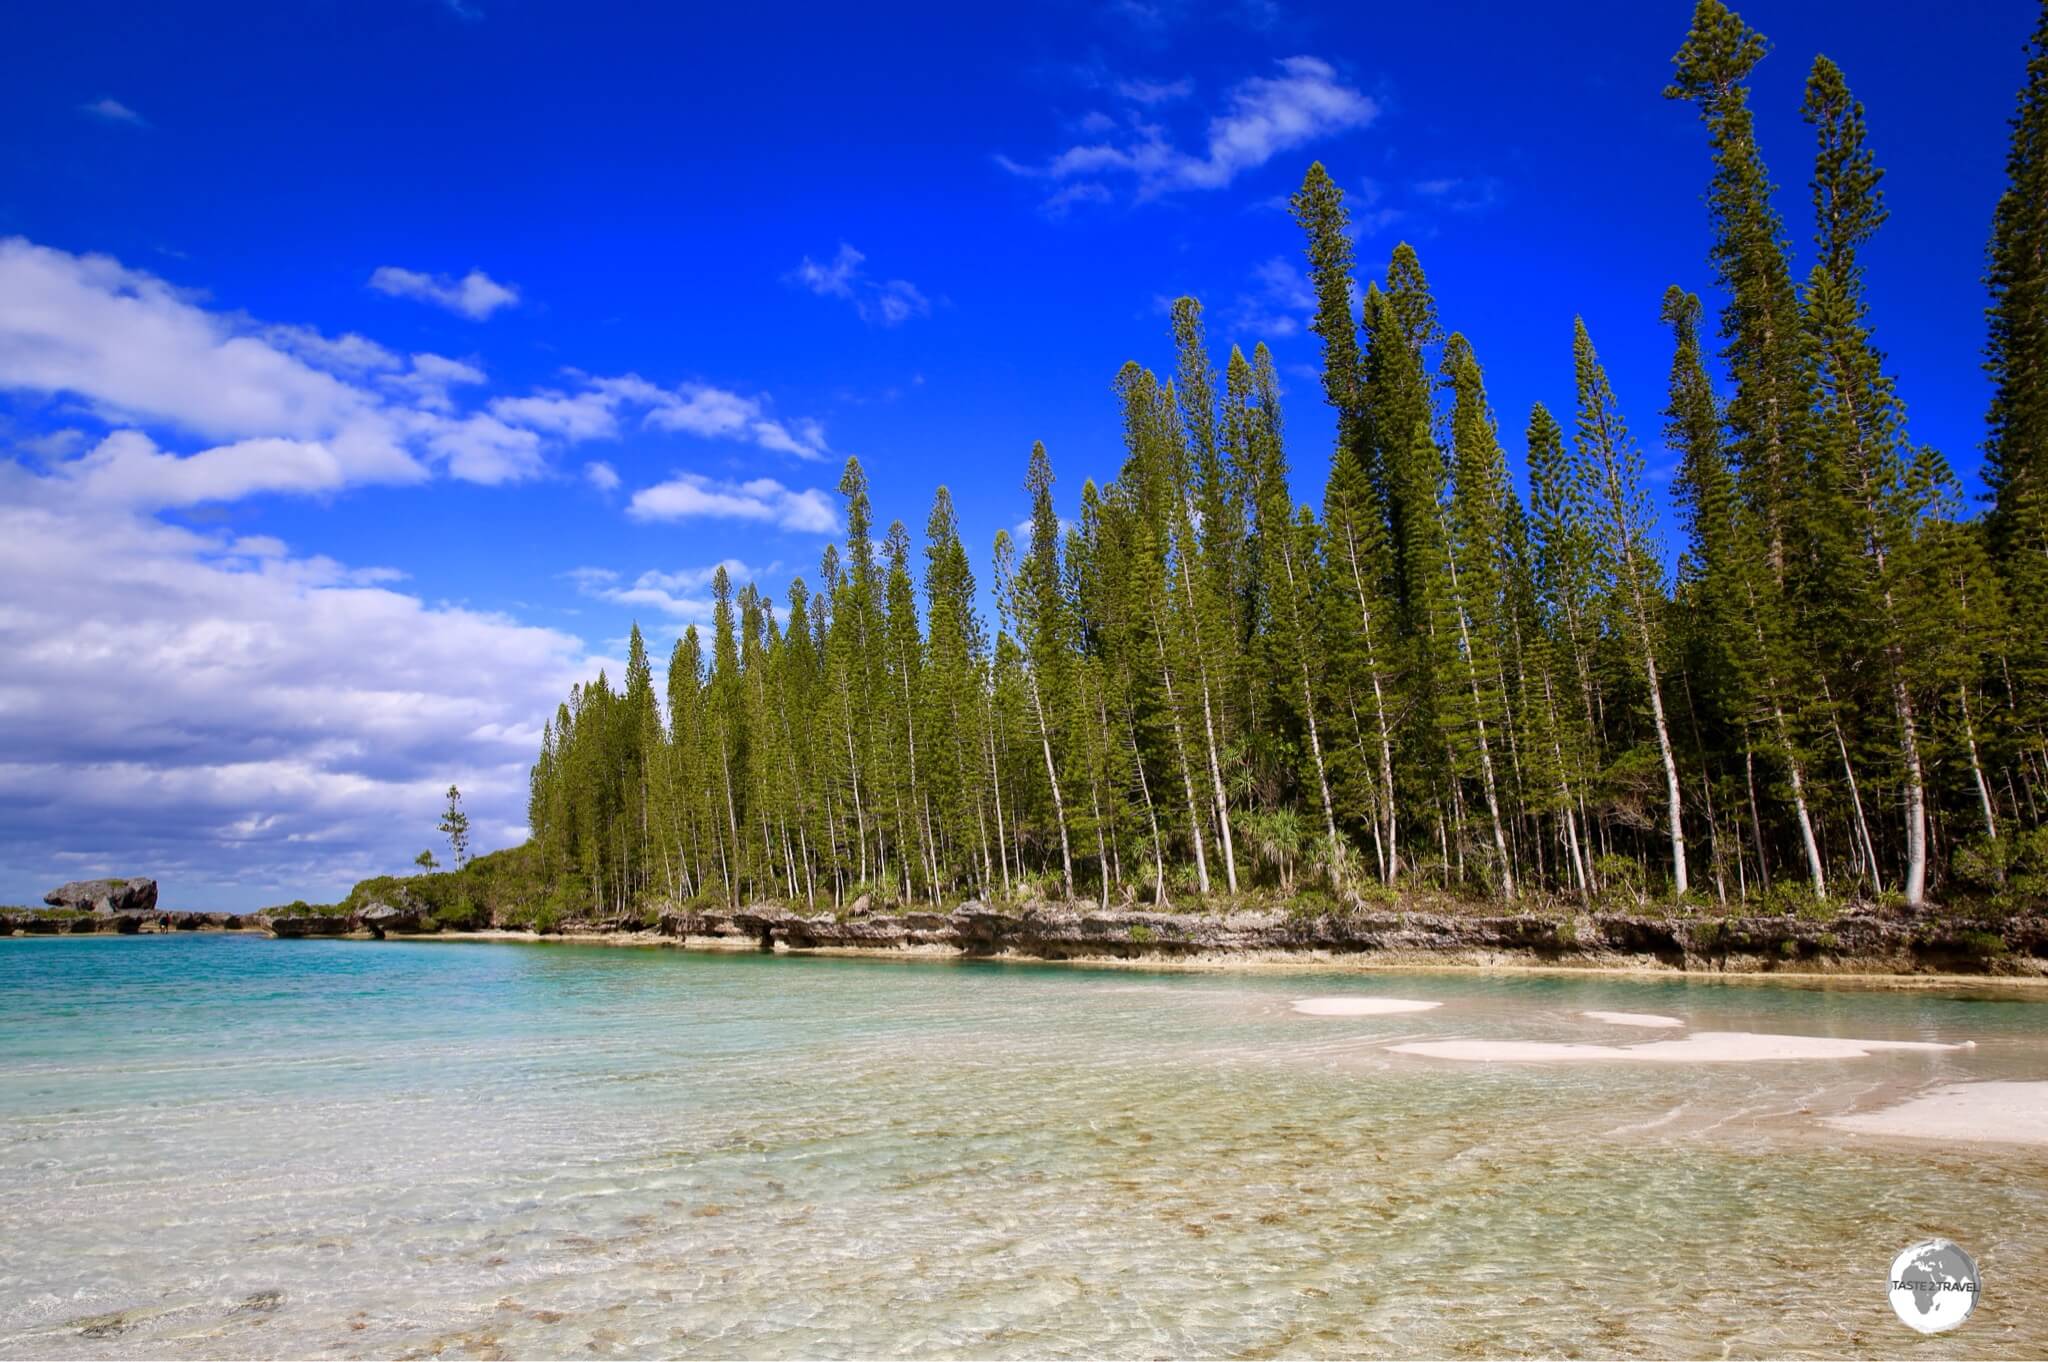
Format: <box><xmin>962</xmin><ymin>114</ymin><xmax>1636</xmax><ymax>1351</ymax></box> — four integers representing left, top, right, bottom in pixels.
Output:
<box><xmin>0</xmin><ymin>0</ymin><xmax>2033</xmax><ymax>909</ymax></box>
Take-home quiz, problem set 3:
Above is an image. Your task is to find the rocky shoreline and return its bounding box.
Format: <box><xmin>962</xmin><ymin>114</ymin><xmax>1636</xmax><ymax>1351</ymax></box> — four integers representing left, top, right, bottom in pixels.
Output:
<box><xmin>260</xmin><ymin>900</ymin><xmax>2048</xmax><ymax>976</ymax></box>
<box><xmin>8</xmin><ymin>883</ymin><xmax>2044</xmax><ymax>977</ymax></box>
<box><xmin>0</xmin><ymin>908</ymin><xmax>257</xmax><ymax>935</ymax></box>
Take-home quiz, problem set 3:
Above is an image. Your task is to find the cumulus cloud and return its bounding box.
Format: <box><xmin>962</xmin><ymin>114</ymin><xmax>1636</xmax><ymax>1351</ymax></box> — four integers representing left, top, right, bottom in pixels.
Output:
<box><xmin>566</xmin><ymin>559</ymin><xmax>763</xmax><ymax>625</ymax></box>
<box><xmin>0</xmin><ymin>238</ymin><xmax>403</xmax><ymax>451</ymax></box>
<box><xmin>1001</xmin><ymin>56</ymin><xmax>1375</xmax><ymax>208</ymax></box>
<box><xmin>381</xmin><ymin>351</ymin><xmax>487</xmax><ymax>411</ymax></box>
<box><xmin>58</xmin><ymin>429</ymin><xmax>350</xmax><ymax>506</ymax></box>
<box><xmin>0</xmin><ymin>239</ymin><xmax>831</xmax><ymax>502</ymax></box>
<box><xmin>491</xmin><ymin>373</ymin><xmax>831</xmax><ymax>460</ymax></box>
<box><xmin>0</xmin><ymin>238</ymin><xmax>847</xmax><ymax>907</ymax></box>
<box><xmin>583</xmin><ymin>460</ymin><xmax>620</xmax><ymax>492</ymax></box>
<box><xmin>81</xmin><ymin>97</ymin><xmax>145</xmax><ymax>125</ymax></box>
<box><xmin>368</xmin><ymin>265</ymin><xmax>520</xmax><ymax>320</ymax></box>
<box><xmin>0</xmin><ymin>475</ymin><xmax>600</xmax><ymax>909</ymax></box>
<box><xmin>786</xmin><ymin>244</ymin><xmax>931</xmax><ymax>326</ymax></box>
<box><xmin>626</xmin><ymin>473</ymin><xmax>838</xmax><ymax>534</ymax></box>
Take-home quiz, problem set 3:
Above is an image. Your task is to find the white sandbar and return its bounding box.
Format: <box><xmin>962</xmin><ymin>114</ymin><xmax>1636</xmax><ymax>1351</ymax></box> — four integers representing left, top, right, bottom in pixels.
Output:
<box><xmin>1823</xmin><ymin>1081</ymin><xmax>2048</xmax><ymax>1146</ymax></box>
<box><xmin>1390</xmin><ymin>1030</ymin><xmax>1970</xmax><ymax>1063</ymax></box>
<box><xmin>1291</xmin><ymin>997</ymin><xmax>1443</xmax><ymax>1017</ymax></box>
<box><xmin>1582</xmin><ymin>1010</ymin><xmax>1685</xmax><ymax>1028</ymax></box>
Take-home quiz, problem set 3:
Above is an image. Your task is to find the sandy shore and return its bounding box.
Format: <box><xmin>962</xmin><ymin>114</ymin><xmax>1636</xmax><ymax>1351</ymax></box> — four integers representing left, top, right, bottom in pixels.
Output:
<box><xmin>403</xmin><ymin>929</ymin><xmax>2048</xmax><ymax>995</ymax></box>
<box><xmin>1389</xmin><ymin>1031</ymin><xmax>1975</xmax><ymax>1064</ymax></box>
<box><xmin>1290</xmin><ymin>997</ymin><xmax>1442</xmax><ymax>1016</ymax></box>
<box><xmin>1824</xmin><ymin>1081</ymin><xmax>2048</xmax><ymax>1146</ymax></box>
<box><xmin>1582</xmin><ymin>1010</ymin><xmax>1685</xmax><ymax>1027</ymax></box>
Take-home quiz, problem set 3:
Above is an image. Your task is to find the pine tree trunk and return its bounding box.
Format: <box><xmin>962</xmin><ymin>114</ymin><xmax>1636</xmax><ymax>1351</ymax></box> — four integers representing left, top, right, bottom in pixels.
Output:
<box><xmin>1640</xmin><ymin>635</ymin><xmax>1688</xmax><ymax>896</ymax></box>
<box><xmin>1154</xmin><ymin>629</ymin><xmax>1212</xmax><ymax>894</ymax></box>
<box><xmin>1541</xmin><ymin>670</ymin><xmax>1590</xmax><ymax>898</ymax></box>
<box><xmin>1278</xmin><ymin>540</ymin><xmax>1342</xmax><ymax>865</ymax></box>
<box><xmin>1816</xmin><ymin>678</ymin><xmax>1881</xmax><ymax>896</ymax></box>
<box><xmin>1894</xmin><ymin>669</ymin><xmax>1929</xmax><ymax>907</ymax></box>
<box><xmin>1960</xmin><ymin>686</ymin><xmax>1999</xmax><ymax>840</ymax></box>
<box><xmin>1025</xmin><ymin>666</ymin><xmax>1076</xmax><ymax>899</ymax></box>
<box><xmin>1441</xmin><ymin>535</ymin><xmax>1514</xmax><ymax>898</ymax></box>
<box><xmin>1176</xmin><ymin>551</ymin><xmax>1240</xmax><ymax>892</ymax></box>
<box><xmin>1127</xmin><ymin>707</ymin><xmax>1168</xmax><ymax>907</ymax></box>
<box><xmin>1338</xmin><ymin>519</ymin><xmax>1400</xmax><ymax>879</ymax></box>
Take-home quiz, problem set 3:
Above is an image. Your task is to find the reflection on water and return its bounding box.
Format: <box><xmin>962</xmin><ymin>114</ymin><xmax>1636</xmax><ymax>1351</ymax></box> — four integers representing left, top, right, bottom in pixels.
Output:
<box><xmin>0</xmin><ymin>936</ymin><xmax>2043</xmax><ymax>1358</ymax></box>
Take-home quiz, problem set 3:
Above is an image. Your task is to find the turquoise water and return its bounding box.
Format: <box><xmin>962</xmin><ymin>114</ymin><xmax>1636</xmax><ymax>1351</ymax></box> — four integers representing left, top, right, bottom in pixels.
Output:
<box><xmin>0</xmin><ymin>936</ymin><xmax>2044</xmax><ymax>1359</ymax></box>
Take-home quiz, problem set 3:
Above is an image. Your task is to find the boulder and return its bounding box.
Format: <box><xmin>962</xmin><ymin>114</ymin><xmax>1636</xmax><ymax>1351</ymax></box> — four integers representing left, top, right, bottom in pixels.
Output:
<box><xmin>359</xmin><ymin>902</ymin><xmax>427</xmax><ymax>937</ymax></box>
<box><xmin>44</xmin><ymin>878</ymin><xmax>157</xmax><ymax>915</ymax></box>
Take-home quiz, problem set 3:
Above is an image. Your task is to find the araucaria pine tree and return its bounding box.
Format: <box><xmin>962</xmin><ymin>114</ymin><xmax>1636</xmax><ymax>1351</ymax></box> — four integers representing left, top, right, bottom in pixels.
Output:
<box><xmin>516</xmin><ymin>1</ymin><xmax>2048</xmax><ymax>917</ymax></box>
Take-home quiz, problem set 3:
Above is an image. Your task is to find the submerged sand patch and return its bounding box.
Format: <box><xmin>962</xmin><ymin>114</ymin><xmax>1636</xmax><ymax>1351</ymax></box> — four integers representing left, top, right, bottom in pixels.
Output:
<box><xmin>1823</xmin><ymin>1081</ymin><xmax>2048</xmax><ymax>1146</ymax></box>
<box><xmin>1582</xmin><ymin>1010</ymin><xmax>1685</xmax><ymax>1028</ymax></box>
<box><xmin>1291</xmin><ymin>997</ymin><xmax>1443</xmax><ymax>1017</ymax></box>
<box><xmin>1390</xmin><ymin>1031</ymin><xmax>1971</xmax><ymax>1063</ymax></box>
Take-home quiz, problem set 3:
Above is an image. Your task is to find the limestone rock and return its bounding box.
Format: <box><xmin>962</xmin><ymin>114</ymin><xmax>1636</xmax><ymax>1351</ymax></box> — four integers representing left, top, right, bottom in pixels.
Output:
<box><xmin>43</xmin><ymin>877</ymin><xmax>157</xmax><ymax>914</ymax></box>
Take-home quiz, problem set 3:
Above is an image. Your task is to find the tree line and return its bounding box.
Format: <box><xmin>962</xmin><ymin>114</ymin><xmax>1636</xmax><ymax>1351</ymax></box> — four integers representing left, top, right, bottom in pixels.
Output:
<box><xmin>526</xmin><ymin>0</ymin><xmax>2048</xmax><ymax>916</ymax></box>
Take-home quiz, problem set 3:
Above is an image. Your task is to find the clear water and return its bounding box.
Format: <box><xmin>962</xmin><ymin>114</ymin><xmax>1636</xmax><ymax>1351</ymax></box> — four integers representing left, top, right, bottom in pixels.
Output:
<box><xmin>0</xmin><ymin>935</ymin><xmax>2043</xmax><ymax>1359</ymax></box>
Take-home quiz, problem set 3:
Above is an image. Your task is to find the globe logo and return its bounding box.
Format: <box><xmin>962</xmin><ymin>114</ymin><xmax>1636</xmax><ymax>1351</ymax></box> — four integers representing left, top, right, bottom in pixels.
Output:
<box><xmin>1888</xmin><ymin>1239</ymin><xmax>1980</xmax><ymax>1334</ymax></box>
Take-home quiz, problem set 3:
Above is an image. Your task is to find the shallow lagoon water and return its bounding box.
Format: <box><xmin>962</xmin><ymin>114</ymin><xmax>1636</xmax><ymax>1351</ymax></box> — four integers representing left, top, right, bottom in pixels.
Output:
<box><xmin>0</xmin><ymin>935</ymin><xmax>2043</xmax><ymax>1359</ymax></box>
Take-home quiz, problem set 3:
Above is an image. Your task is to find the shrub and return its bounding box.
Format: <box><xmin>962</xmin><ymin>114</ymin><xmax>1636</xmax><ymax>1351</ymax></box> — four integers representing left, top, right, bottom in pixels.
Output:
<box><xmin>1957</xmin><ymin>929</ymin><xmax>2009</xmax><ymax>958</ymax></box>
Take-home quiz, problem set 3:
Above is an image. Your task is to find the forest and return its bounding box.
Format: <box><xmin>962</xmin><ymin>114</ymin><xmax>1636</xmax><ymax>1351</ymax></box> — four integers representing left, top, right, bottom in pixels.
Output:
<box><xmin>521</xmin><ymin>0</ymin><xmax>2048</xmax><ymax>919</ymax></box>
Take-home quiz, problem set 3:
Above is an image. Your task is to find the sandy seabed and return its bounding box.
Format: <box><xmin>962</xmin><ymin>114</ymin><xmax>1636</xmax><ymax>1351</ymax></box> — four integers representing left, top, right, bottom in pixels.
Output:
<box><xmin>1824</xmin><ymin>1080</ymin><xmax>2048</xmax><ymax>1146</ymax></box>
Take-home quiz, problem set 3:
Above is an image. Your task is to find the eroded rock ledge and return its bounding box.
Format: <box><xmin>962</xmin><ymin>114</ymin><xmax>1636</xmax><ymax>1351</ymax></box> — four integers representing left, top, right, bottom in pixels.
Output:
<box><xmin>647</xmin><ymin>902</ymin><xmax>2047</xmax><ymax>974</ymax></box>
<box><xmin>0</xmin><ymin>909</ymin><xmax>253</xmax><ymax>935</ymax></box>
<box><xmin>9</xmin><ymin>898</ymin><xmax>2040</xmax><ymax>974</ymax></box>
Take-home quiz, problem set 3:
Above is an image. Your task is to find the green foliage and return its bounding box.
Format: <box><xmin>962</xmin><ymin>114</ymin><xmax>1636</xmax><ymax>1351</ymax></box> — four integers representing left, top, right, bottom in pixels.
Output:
<box><xmin>1953</xmin><ymin>828</ymin><xmax>2048</xmax><ymax>906</ymax></box>
<box><xmin>1956</xmin><ymin>929</ymin><xmax>2010</xmax><ymax>958</ymax></box>
<box><xmin>1757</xmin><ymin>883</ymin><xmax>1836</xmax><ymax>921</ymax></box>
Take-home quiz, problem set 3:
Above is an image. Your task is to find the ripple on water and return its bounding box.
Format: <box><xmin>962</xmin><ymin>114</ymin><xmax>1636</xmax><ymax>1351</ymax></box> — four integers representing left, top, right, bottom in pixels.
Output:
<box><xmin>0</xmin><ymin>936</ymin><xmax>2044</xmax><ymax>1359</ymax></box>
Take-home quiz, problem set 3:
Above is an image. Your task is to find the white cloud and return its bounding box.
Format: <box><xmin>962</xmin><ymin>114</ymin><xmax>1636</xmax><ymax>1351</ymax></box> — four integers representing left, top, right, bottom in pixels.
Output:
<box><xmin>0</xmin><ymin>477</ymin><xmax>599</xmax><ymax>908</ymax></box>
<box><xmin>60</xmin><ymin>429</ymin><xmax>349</xmax><ymax>506</ymax></box>
<box><xmin>1352</xmin><ymin>176</ymin><xmax>1405</xmax><ymax>237</ymax></box>
<box><xmin>261</xmin><ymin>324</ymin><xmax>399</xmax><ymax>374</ymax></box>
<box><xmin>490</xmin><ymin>373</ymin><xmax>831</xmax><ymax>460</ymax></box>
<box><xmin>1002</xmin><ymin>56</ymin><xmax>1375</xmax><ymax>209</ymax></box>
<box><xmin>626</xmin><ymin>473</ymin><xmax>838</xmax><ymax>534</ymax></box>
<box><xmin>1409</xmin><ymin>174</ymin><xmax>1503</xmax><ymax>214</ymax></box>
<box><xmin>381</xmin><ymin>351</ymin><xmax>486</xmax><ymax>411</ymax></box>
<box><xmin>566</xmin><ymin>558</ymin><xmax>761</xmax><ymax>625</ymax></box>
<box><xmin>0</xmin><ymin>238</ymin><xmax>399</xmax><ymax>449</ymax></box>
<box><xmin>1117</xmin><ymin>77</ymin><xmax>1192</xmax><ymax>104</ymax></box>
<box><xmin>17</xmin><ymin>428</ymin><xmax>87</xmax><ymax>461</ymax></box>
<box><xmin>785</xmin><ymin>244</ymin><xmax>931</xmax><ymax>326</ymax></box>
<box><xmin>1230</xmin><ymin>255</ymin><xmax>1316</xmax><ymax>339</ymax></box>
<box><xmin>790</xmin><ymin>243</ymin><xmax>863</xmax><ymax>300</ymax></box>
<box><xmin>368</xmin><ymin>265</ymin><xmax>520</xmax><ymax>320</ymax></box>
<box><xmin>490</xmin><ymin>387</ymin><xmax>622</xmax><ymax>440</ymax></box>
<box><xmin>583</xmin><ymin>460</ymin><xmax>620</xmax><ymax>492</ymax></box>
<box><xmin>81</xmin><ymin>98</ymin><xmax>145</xmax><ymax>126</ymax></box>
<box><xmin>0</xmin><ymin>239</ymin><xmax>830</xmax><ymax>504</ymax></box>
<box><xmin>644</xmin><ymin>382</ymin><xmax>831</xmax><ymax>459</ymax></box>
<box><xmin>411</xmin><ymin>410</ymin><xmax>545</xmax><ymax>485</ymax></box>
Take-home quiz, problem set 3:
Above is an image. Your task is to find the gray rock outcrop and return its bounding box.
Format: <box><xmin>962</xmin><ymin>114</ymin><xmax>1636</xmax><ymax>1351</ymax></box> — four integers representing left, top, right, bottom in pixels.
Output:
<box><xmin>43</xmin><ymin>877</ymin><xmax>157</xmax><ymax>914</ymax></box>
